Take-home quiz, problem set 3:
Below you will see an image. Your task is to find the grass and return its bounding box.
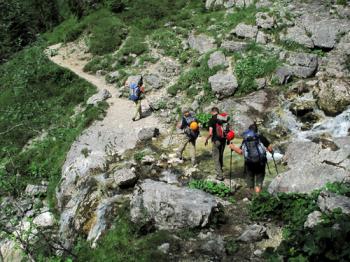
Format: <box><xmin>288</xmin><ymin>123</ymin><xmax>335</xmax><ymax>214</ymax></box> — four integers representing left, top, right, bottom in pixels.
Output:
<box><xmin>0</xmin><ymin>45</ymin><xmax>107</xmax><ymax>200</ymax></box>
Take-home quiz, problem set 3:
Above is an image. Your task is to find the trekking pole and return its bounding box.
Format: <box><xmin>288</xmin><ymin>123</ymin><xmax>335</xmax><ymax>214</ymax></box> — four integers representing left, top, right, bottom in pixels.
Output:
<box><xmin>266</xmin><ymin>159</ymin><xmax>272</xmax><ymax>176</ymax></box>
<box><xmin>229</xmin><ymin>150</ymin><xmax>233</xmax><ymax>191</ymax></box>
<box><xmin>272</xmin><ymin>151</ymin><xmax>279</xmax><ymax>175</ymax></box>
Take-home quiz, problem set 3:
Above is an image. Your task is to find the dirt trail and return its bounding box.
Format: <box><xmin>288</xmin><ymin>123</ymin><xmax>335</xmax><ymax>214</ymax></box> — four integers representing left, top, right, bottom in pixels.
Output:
<box><xmin>47</xmin><ymin>42</ymin><xmax>162</xmax><ymax>154</ymax></box>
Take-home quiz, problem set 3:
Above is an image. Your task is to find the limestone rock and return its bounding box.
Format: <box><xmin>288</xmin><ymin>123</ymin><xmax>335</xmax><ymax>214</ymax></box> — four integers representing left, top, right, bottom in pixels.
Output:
<box><xmin>256</xmin><ymin>12</ymin><xmax>275</xmax><ymax>29</ymax></box>
<box><xmin>0</xmin><ymin>239</ymin><xmax>25</xmax><ymax>262</ymax></box>
<box><xmin>130</xmin><ymin>180</ymin><xmax>220</xmax><ymax>230</ymax></box>
<box><xmin>220</xmin><ymin>40</ymin><xmax>248</xmax><ymax>52</ymax></box>
<box><xmin>280</xmin><ymin>26</ymin><xmax>314</xmax><ymax>49</ymax></box>
<box><xmin>112</xmin><ymin>168</ymin><xmax>138</xmax><ymax>188</ymax></box>
<box><xmin>208</xmin><ymin>51</ymin><xmax>228</xmax><ymax>69</ymax></box>
<box><xmin>283</xmin><ymin>52</ymin><xmax>318</xmax><ymax>78</ymax></box>
<box><xmin>274</xmin><ymin>66</ymin><xmax>293</xmax><ymax>85</ymax></box>
<box><xmin>87</xmin><ymin>89</ymin><xmax>111</xmax><ymax>105</ymax></box>
<box><xmin>237</xmin><ymin>224</ymin><xmax>267</xmax><ymax>242</ymax></box>
<box><xmin>304</xmin><ymin>211</ymin><xmax>323</xmax><ymax>228</ymax></box>
<box><xmin>188</xmin><ymin>34</ymin><xmax>216</xmax><ymax>54</ymax></box>
<box><xmin>144</xmin><ymin>74</ymin><xmax>163</xmax><ymax>89</ymax></box>
<box><xmin>25</xmin><ymin>184</ymin><xmax>47</xmax><ymax>196</ymax></box>
<box><xmin>318</xmin><ymin>191</ymin><xmax>350</xmax><ymax>215</ymax></box>
<box><xmin>209</xmin><ymin>71</ymin><xmax>238</xmax><ymax>99</ymax></box>
<box><xmin>316</xmin><ymin>79</ymin><xmax>350</xmax><ymax>116</ymax></box>
<box><xmin>33</xmin><ymin>211</ymin><xmax>55</xmax><ymax>228</ymax></box>
<box><xmin>268</xmin><ymin>140</ymin><xmax>350</xmax><ymax>194</ymax></box>
<box><xmin>138</xmin><ymin>127</ymin><xmax>160</xmax><ymax>142</ymax></box>
<box><xmin>232</xmin><ymin>23</ymin><xmax>258</xmax><ymax>39</ymax></box>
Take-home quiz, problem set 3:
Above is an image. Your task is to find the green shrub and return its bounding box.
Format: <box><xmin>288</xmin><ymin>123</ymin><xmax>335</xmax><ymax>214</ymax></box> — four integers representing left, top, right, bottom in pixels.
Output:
<box><xmin>150</xmin><ymin>28</ymin><xmax>183</xmax><ymax>57</ymax></box>
<box><xmin>189</xmin><ymin>179</ymin><xmax>230</xmax><ymax>198</ymax></box>
<box><xmin>196</xmin><ymin>113</ymin><xmax>212</xmax><ymax>129</ymax></box>
<box><xmin>336</xmin><ymin>0</ymin><xmax>347</xmax><ymax>5</ymax></box>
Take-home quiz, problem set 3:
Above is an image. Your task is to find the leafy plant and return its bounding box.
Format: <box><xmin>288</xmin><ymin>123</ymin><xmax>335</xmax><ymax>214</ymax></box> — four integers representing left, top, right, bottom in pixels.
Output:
<box><xmin>189</xmin><ymin>179</ymin><xmax>230</xmax><ymax>198</ymax></box>
<box><xmin>324</xmin><ymin>182</ymin><xmax>350</xmax><ymax>197</ymax></box>
<box><xmin>196</xmin><ymin>113</ymin><xmax>212</xmax><ymax>129</ymax></box>
<box><xmin>134</xmin><ymin>151</ymin><xmax>146</xmax><ymax>161</ymax></box>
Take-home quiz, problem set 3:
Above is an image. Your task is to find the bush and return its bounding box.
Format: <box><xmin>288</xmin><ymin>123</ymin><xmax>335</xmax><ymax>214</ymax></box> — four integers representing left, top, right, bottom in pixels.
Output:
<box><xmin>196</xmin><ymin>113</ymin><xmax>212</xmax><ymax>129</ymax></box>
<box><xmin>189</xmin><ymin>179</ymin><xmax>230</xmax><ymax>198</ymax></box>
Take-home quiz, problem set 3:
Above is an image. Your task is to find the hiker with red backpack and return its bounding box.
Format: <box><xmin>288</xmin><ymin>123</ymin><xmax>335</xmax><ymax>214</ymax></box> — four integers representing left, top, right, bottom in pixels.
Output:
<box><xmin>205</xmin><ymin>107</ymin><xmax>235</xmax><ymax>181</ymax></box>
<box><xmin>176</xmin><ymin>108</ymin><xmax>200</xmax><ymax>166</ymax></box>
<box><xmin>126</xmin><ymin>76</ymin><xmax>145</xmax><ymax>121</ymax></box>
<box><xmin>229</xmin><ymin>123</ymin><xmax>273</xmax><ymax>194</ymax></box>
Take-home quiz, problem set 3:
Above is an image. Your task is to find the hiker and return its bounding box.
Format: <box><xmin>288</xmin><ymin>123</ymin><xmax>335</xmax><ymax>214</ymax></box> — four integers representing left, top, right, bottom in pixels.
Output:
<box><xmin>126</xmin><ymin>77</ymin><xmax>145</xmax><ymax>121</ymax></box>
<box><xmin>228</xmin><ymin>123</ymin><xmax>273</xmax><ymax>194</ymax></box>
<box><xmin>205</xmin><ymin>107</ymin><xmax>228</xmax><ymax>181</ymax></box>
<box><xmin>176</xmin><ymin>108</ymin><xmax>200</xmax><ymax>166</ymax></box>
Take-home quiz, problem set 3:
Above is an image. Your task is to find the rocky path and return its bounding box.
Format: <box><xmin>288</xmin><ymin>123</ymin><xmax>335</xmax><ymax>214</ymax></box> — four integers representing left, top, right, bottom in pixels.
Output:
<box><xmin>46</xmin><ymin>42</ymin><xmax>165</xmax><ymax>248</ymax></box>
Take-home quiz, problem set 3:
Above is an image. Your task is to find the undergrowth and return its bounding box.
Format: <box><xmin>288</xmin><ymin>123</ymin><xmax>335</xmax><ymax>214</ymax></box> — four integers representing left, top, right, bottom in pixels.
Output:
<box><xmin>189</xmin><ymin>179</ymin><xmax>231</xmax><ymax>198</ymax></box>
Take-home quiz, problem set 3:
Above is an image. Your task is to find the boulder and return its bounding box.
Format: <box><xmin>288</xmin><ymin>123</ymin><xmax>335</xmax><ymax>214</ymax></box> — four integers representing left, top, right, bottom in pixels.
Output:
<box><xmin>301</xmin><ymin>15</ymin><xmax>350</xmax><ymax>49</ymax></box>
<box><xmin>208</xmin><ymin>51</ymin><xmax>228</xmax><ymax>69</ymax></box>
<box><xmin>25</xmin><ymin>184</ymin><xmax>47</xmax><ymax>196</ymax></box>
<box><xmin>256</xmin><ymin>31</ymin><xmax>269</xmax><ymax>44</ymax></box>
<box><xmin>268</xmin><ymin>140</ymin><xmax>350</xmax><ymax>194</ymax></box>
<box><xmin>283</xmin><ymin>52</ymin><xmax>318</xmax><ymax>78</ymax></box>
<box><xmin>316</xmin><ymin>79</ymin><xmax>350</xmax><ymax>116</ymax></box>
<box><xmin>0</xmin><ymin>239</ymin><xmax>25</xmax><ymax>262</ymax></box>
<box><xmin>304</xmin><ymin>211</ymin><xmax>323</xmax><ymax>228</ymax></box>
<box><xmin>199</xmin><ymin>233</ymin><xmax>225</xmax><ymax>257</ymax></box>
<box><xmin>232</xmin><ymin>23</ymin><xmax>258</xmax><ymax>39</ymax></box>
<box><xmin>130</xmin><ymin>180</ymin><xmax>220</xmax><ymax>230</ymax></box>
<box><xmin>256</xmin><ymin>12</ymin><xmax>275</xmax><ymax>29</ymax></box>
<box><xmin>220</xmin><ymin>40</ymin><xmax>248</xmax><ymax>52</ymax></box>
<box><xmin>188</xmin><ymin>34</ymin><xmax>216</xmax><ymax>54</ymax></box>
<box><xmin>33</xmin><ymin>211</ymin><xmax>55</xmax><ymax>228</ymax></box>
<box><xmin>280</xmin><ymin>26</ymin><xmax>314</xmax><ymax>49</ymax></box>
<box><xmin>274</xmin><ymin>66</ymin><xmax>293</xmax><ymax>85</ymax></box>
<box><xmin>112</xmin><ymin>168</ymin><xmax>138</xmax><ymax>188</ymax></box>
<box><xmin>144</xmin><ymin>74</ymin><xmax>163</xmax><ymax>89</ymax></box>
<box><xmin>158</xmin><ymin>243</ymin><xmax>170</xmax><ymax>254</ymax></box>
<box><xmin>106</xmin><ymin>71</ymin><xmax>120</xmax><ymax>83</ymax></box>
<box><xmin>237</xmin><ymin>224</ymin><xmax>267</xmax><ymax>242</ymax></box>
<box><xmin>318</xmin><ymin>191</ymin><xmax>350</xmax><ymax>215</ymax></box>
<box><xmin>138</xmin><ymin>127</ymin><xmax>160</xmax><ymax>142</ymax></box>
<box><xmin>208</xmin><ymin>71</ymin><xmax>238</xmax><ymax>99</ymax></box>
<box><xmin>87</xmin><ymin>89</ymin><xmax>111</xmax><ymax>105</ymax></box>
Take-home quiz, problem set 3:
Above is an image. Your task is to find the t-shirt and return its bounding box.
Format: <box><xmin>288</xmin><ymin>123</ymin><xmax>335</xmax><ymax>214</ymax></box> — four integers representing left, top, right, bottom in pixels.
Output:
<box><xmin>208</xmin><ymin>115</ymin><xmax>226</xmax><ymax>142</ymax></box>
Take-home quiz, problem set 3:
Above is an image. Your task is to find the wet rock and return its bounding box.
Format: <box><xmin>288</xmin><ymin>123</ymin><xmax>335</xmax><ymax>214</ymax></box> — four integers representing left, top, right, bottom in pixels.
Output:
<box><xmin>280</xmin><ymin>26</ymin><xmax>314</xmax><ymax>49</ymax></box>
<box><xmin>130</xmin><ymin>179</ymin><xmax>220</xmax><ymax>230</ymax></box>
<box><xmin>304</xmin><ymin>211</ymin><xmax>323</xmax><ymax>228</ymax></box>
<box><xmin>208</xmin><ymin>51</ymin><xmax>228</xmax><ymax>69</ymax></box>
<box><xmin>256</xmin><ymin>12</ymin><xmax>275</xmax><ymax>29</ymax></box>
<box><xmin>112</xmin><ymin>168</ymin><xmax>138</xmax><ymax>188</ymax></box>
<box><xmin>274</xmin><ymin>66</ymin><xmax>293</xmax><ymax>85</ymax></box>
<box><xmin>87</xmin><ymin>89</ymin><xmax>112</xmax><ymax>105</ymax></box>
<box><xmin>318</xmin><ymin>191</ymin><xmax>350</xmax><ymax>215</ymax></box>
<box><xmin>158</xmin><ymin>243</ymin><xmax>170</xmax><ymax>254</ymax></box>
<box><xmin>25</xmin><ymin>184</ymin><xmax>47</xmax><ymax>196</ymax></box>
<box><xmin>188</xmin><ymin>34</ymin><xmax>216</xmax><ymax>54</ymax></box>
<box><xmin>237</xmin><ymin>224</ymin><xmax>267</xmax><ymax>242</ymax></box>
<box><xmin>144</xmin><ymin>74</ymin><xmax>163</xmax><ymax>89</ymax></box>
<box><xmin>220</xmin><ymin>40</ymin><xmax>248</xmax><ymax>52</ymax></box>
<box><xmin>232</xmin><ymin>23</ymin><xmax>258</xmax><ymax>39</ymax></box>
<box><xmin>283</xmin><ymin>52</ymin><xmax>318</xmax><ymax>78</ymax></box>
<box><xmin>289</xmin><ymin>100</ymin><xmax>315</xmax><ymax>116</ymax></box>
<box><xmin>33</xmin><ymin>211</ymin><xmax>55</xmax><ymax>228</ymax></box>
<box><xmin>268</xmin><ymin>140</ymin><xmax>350</xmax><ymax>194</ymax></box>
<box><xmin>316</xmin><ymin>79</ymin><xmax>350</xmax><ymax>116</ymax></box>
<box><xmin>209</xmin><ymin>71</ymin><xmax>238</xmax><ymax>99</ymax></box>
<box><xmin>87</xmin><ymin>195</ymin><xmax>124</xmax><ymax>247</ymax></box>
<box><xmin>138</xmin><ymin>127</ymin><xmax>160</xmax><ymax>142</ymax></box>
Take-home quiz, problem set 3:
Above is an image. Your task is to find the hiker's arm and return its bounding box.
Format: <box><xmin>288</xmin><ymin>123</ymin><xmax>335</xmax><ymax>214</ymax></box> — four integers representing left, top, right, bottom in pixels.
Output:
<box><xmin>260</xmin><ymin>135</ymin><xmax>273</xmax><ymax>153</ymax></box>
<box><xmin>140</xmin><ymin>86</ymin><xmax>145</xmax><ymax>93</ymax></box>
<box><xmin>205</xmin><ymin>127</ymin><xmax>213</xmax><ymax>146</ymax></box>
<box><xmin>229</xmin><ymin>143</ymin><xmax>243</xmax><ymax>155</ymax></box>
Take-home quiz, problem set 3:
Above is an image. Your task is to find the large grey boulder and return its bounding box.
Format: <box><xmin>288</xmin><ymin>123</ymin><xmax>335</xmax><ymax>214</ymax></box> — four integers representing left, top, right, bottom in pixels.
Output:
<box><xmin>208</xmin><ymin>51</ymin><xmax>228</xmax><ymax>69</ymax></box>
<box><xmin>0</xmin><ymin>239</ymin><xmax>25</xmax><ymax>262</ymax></box>
<box><xmin>256</xmin><ymin>12</ymin><xmax>275</xmax><ymax>29</ymax></box>
<box><xmin>280</xmin><ymin>26</ymin><xmax>314</xmax><ymax>49</ymax></box>
<box><xmin>220</xmin><ymin>40</ymin><xmax>248</xmax><ymax>52</ymax></box>
<box><xmin>138</xmin><ymin>127</ymin><xmax>160</xmax><ymax>142</ymax></box>
<box><xmin>33</xmin><ymin>211</ymin><xmax>55</xmax><ymax>228</ymax></box>
<box><xmin>315</xmin><ymin>79</ymin><xmax>350</xmax><ymax>116</ymax></box>
<box><xmin>268</xmin><ymin>140</ymin><xmax>350</xmax><ymax>194</ymax></box>
<box><xmin>130</xmin><ymin>180</ymin><xmax>220</xmax><ymax>230</ymax></box>
<box><xmin>318</xmin><ymin>191</ymin><xmax>350</xmax><ymax>215</ymax></box>
<box><xmin>283</xmin><ymin>52</ymin><xmax>318</xmax><ymax>78</ymax></box>
<box><xmin>232</xmin><ymin>23</ymin><xmax>258</xmax><ymax>39</ymax></box>
<box><xmin>144</xmin><ymin>74</ymin><xmax>163</xmax><ymax>89</ymax></box>
<box><xmin>301</xmin><ymin>15</ymin><xmax>350</xmax><ymax>49</ymax></box>
<box><xmin>87</xmin><ymin>89</ymin><xmax>111</xmax><ymax>105</ymax></box>
<box><xmin>209</xmin><ymin>71</ymin><xmax>238</xmax><ymax>99</ymax></box>
<box><xmin>112</xmin><ymin>168</ymin><xmax>138</xmax><ymax>188</ymax></box>
<box><xmin>188</xmin><ymin>34</ymin><xmax>216</xmax><ymax>54</ymax></box>
<box><xmin>237</xmin><ymin>224</ymin><xmax>267</xmax><ymax>242</ymax></box>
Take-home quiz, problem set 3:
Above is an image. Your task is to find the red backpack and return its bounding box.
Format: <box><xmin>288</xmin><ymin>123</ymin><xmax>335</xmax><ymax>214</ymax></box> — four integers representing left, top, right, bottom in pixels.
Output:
<box><xmin>215</xmin><ymin>113</ymin><xmax>232</xmax><ymax>140</ymax></box>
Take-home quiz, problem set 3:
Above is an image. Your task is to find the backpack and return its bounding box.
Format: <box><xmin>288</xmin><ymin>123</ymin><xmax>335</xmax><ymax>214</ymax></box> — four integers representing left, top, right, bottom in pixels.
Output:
<box><xmin>215</xmin><ymin>113</ymin><xmax>231</xmax><ymax>140</ymax></box>
<box><xmin>129</xmin><ymin>83</ymin><xmax>141</xmax><ymax>101</ymax></box>
<box><xmin>241</xmin><ymin>129</ymin><xmax>267</xmax><ymax>164</ymax></box>
<box><xmin>184</xmin><ymin>115</ymin><xmax>199</xmax><ymax>139</ymax></box>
